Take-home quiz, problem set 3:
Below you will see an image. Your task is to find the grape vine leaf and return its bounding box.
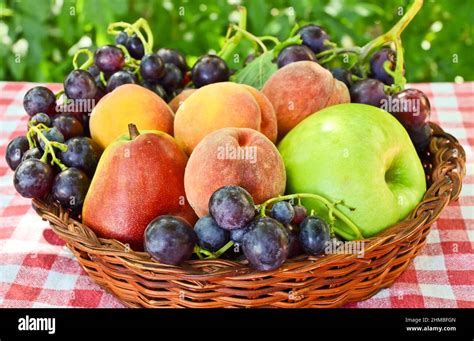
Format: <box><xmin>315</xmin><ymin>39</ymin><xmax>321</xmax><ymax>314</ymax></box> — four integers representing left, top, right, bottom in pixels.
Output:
<box><xmin>233</xmin><ymin>52</ymin><xmax>277</xmax><ymax>90</ymax></box>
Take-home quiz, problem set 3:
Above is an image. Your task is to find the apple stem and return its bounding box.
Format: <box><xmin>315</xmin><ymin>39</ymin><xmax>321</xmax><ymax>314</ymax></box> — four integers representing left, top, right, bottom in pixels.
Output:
<box><xmin>128</xmin><ymin>124</ymin><xmax>140</xmax><ymax>139</ymax></box>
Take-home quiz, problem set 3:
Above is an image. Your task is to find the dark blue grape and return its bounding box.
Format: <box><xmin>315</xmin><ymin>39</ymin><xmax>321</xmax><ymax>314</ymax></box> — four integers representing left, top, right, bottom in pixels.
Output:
<box><xmin>64</xmin><ymin>70</ymin><xmax>97</xmax><ymax>100</ymax></box>
<box><xmin>29</xmin><ymin>113</ymin><xmax>52</xmax><ymax>127</ymax></box>
<box><xmin>106</xmin><ymin>71</ymin><xmax>136</xmax><ymax>92</ymax></box>
<box><xmin>242</xmin><ymin>217</ymin><xmax>289</xmax><ymax>271</ymax></box>
<box><xmin>271</xmin><ymin>201</ymin><xmax>295</xmax><ymax>224</ymax></box>
<box><xmin>140</xmin><ymin>54</ymin><xmax>165</xmax><ymax>82</ymax></box>
<box><xmin>23</xmin><ymin>86</ymin><xmax>56</xmax><ymax>116</ymax></box>
<box><xmin>52</xmin><ymin>114</ymin><xmax>84</xmax><ymax>140</ymax></box>
<box><xmin>158</xmin><ymin>63</ymin><xmax>182</xmax><ymax>92</ymax></box>
<box><xmin>156</xmin><ymin>48</ymin><xmax>187</xmax><ymax>74</ymax></box>
<box><xmin>141</xmin><ymin>81</ymin><xmax>167</xmax><ymax>99</ymax></box>
<box><xmin>369</xmin><ymin>48</ymin><xmax>397</xmax><ymax>85</ymax></box>
<box><xmin>52</xmin><ymin>168</ymin><xmax>90</xmax><ymax>213</ymax></box>
<box><xmin>191</xmin><ymin>55</ymin><xmax>229</xmax><ymax>88</ymax></box>
<box><xmin>21</xmin><ymin>147</ymin><xmax>42</xmax><ymax>162</ymax></box>
<box><xmin>194</xmin><ymin>215</ymin><xmax>230</xmax><ymax>252</ymax></box>
<box><xmin>209</xmin><ymin>185</ymin><xmax>255</xmax><ymax>230</ymax></box>
<box><xmin>144</xmin><ymin>215</ymin><xmax>197</xmax><ymax>265</ymax></box>
<box><xmin>14</xmin><ymin>159</ymin><xmax>54</xmax><ymax>198</ymax></box>
<box><xmin>299</xmin><ymin>216</ymin><xmax>331</xmax><ymax>256</ymax></box>
<box><xmin>297</xmin><ymin>24</ymin><xmax>331</xmax><ymax>54</ymax></box>
<box><xmin>6</xmin><ymin>136</ymin><xmax>29</xmax><ymax>170</ymax></box>
<box><xmin>286</xmin><ymin>225</ymin><xmax>303</xmax><ymax>258</ymax></box>
<box><xmin>59</xmin><ymin>137</ymin><xmax>101</xmax><ymax>177</ymax></box>
<box><xmin>38</xmin><ymin>127</ymin><xmax>64</xmax><ymax>151</ymax></box>
<box><xmin>331</xmin><ymin>68</ymin><xmax>353</xmax><ymax>88</ymax></box>
<box><xmin>277</xmin><ymin>45</ymin><xmax>317</xmax><ymax>68</ymax></box>
<box><xmin>39</xmin><ymin>127</ymin><xmax>64</xmax><ymax>151</ymax></box>
<box><xmin>230</xmin><ymin>224</ymin><xmax>253</xmax><ymax>244</ymax></box>
<box><xmin>350</xmin><ymin>78</ymin><xmax>388</xmax><ymax>108</ymax></box>
<box><xmin>126</xmin><ymin>34</ymin><xmax>144</xmax><ymax>59</ymax></box>
<box><xmin>115</xmin><ymin>31</ymin><xmax>128</xmax><ymax>46</ymax></box>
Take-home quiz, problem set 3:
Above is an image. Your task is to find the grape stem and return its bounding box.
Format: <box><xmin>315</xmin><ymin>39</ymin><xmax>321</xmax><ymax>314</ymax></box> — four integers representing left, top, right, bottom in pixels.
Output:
<box><xmin>231</xmin><ymin>24</ymin><xmax>268</xmax><ymax>53</ymax></box>
<box><xmin>193</xmin><ymin>240</ymin><xmax>235</xmax><ymax>260</ymax></box>
<box><xmin>218</xmin><ymin>6</ymin><xmax>247</xmax><ymax>61</ymax></box>
<box><xmin>28</xmin><ymin>124</ymin><xmax>68</xmax><ymax>171</ymax></box>
<box><xmin>259</xmin><ymin>193</ymin><xmax>363</xmax><ymax>240</ymax></box>
<box><xmin>72</xmin><ymin>49</ymin><xmax>94</xmax><ymax>70</ymax></box>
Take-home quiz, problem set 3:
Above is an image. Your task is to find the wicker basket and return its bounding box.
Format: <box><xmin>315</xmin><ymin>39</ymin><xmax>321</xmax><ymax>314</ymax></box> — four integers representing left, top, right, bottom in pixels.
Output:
<box><xmin>32</xmin><ymin>122</ymin><xmax>465</xmax><ymax>308</ymax></box>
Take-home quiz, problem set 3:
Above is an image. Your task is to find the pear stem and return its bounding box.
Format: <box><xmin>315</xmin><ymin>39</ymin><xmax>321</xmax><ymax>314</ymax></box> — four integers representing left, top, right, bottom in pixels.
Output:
<box><xmin>128</xmin><ymin>124</ymin><xmax>140</xmax><ymax>139</ymax></box>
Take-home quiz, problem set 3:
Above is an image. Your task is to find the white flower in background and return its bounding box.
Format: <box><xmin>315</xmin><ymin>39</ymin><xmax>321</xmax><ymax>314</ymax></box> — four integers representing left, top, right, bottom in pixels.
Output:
<box><xmin>12</xmin><ymin>38</ymin><xmax>28</xmax><ymax>56</ymax></box>
<box><xmin>67</xmin><ymin>36</ymin><xmax>92</xmax><ymax>56</ymax></box>
<box><xmin>0</xmin><ymin>22</ymin><xmax>12</xmax><ymax>46</ymax></box>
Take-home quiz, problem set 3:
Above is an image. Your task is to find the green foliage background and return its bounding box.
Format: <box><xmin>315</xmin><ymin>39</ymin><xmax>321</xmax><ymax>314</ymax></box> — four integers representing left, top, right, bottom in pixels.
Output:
<box><xmin>0</xmin><ymin>0</ymin><xmax>472</xmax><ymax>83</ymax></box>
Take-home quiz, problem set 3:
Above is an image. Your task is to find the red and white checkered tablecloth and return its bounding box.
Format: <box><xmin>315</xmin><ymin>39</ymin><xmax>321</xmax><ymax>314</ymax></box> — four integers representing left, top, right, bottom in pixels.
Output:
<box><xmin>0</xmin><ymin>81</ymin><xmax>472</xmax><ymax>308</ymax></box>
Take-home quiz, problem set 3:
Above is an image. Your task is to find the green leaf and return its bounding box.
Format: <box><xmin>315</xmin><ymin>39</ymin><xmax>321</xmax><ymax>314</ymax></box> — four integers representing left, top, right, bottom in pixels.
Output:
<box><xmin>233</xmin><ymin>51</ymin><xmax>277</xmax><ymax>90</ymax></box>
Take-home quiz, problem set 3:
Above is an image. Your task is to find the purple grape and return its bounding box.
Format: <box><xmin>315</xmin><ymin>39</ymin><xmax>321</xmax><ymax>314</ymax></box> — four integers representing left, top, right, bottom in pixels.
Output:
<box><xmin>126</xmin><ymin>34</ymin><xmax>144</xmax><ymax>59</ymax></box>
<box><xmin>23</xmin><ymin>86</ymin><xmax>56</xmax><ymax>116</ymax></box>
<box><xmin>106</xmin><ymin>71</ymin><xmax>136</xmax><ymax>92</ymax></box>
<box><xmin>230</xmin><ymin>224</ymin><xmax>253</xmax><ymax>244</ymax></box>
<box><xmin>29</xmin><ymin>113</ymin><xmax>52</xmax><ymax>127</ymax></box>
<box><xmin>350</xmin><ymin>78</ymin><xmax>388</xmax><ymax>108</ymax></box>
<box><xmin>390</xmin><ymin>89</ymin><xmax>431</xmax><ymax>129</ymax></box>
<box><xmin>287</xmin><ymin>225</ymin><xmax>303</xmax><ymax>258</ymax></box>
<box><xmin>39</xmin><ymin>127</ymin><xmax>64</xmax><ymax>151</ymax></box>
<box><xmin>141</xmin><ymin>81</ymin><xmax>167</xmax><ymax>99</ymax></box>
<box><xmin>271</xmin><ymin>201</ymin><xmax>295</xmax><ymax>224</ymax></box>
<box><xmin>331</xmin><ymin>68</ymin><xmax>353</xmax><ymax>88</ymax></box>
<box><xmin>242</xmin><ymin>217</ymin><xmax>289</xmax><ymax>271</ymax></box>
<box><xmin>14</xmin><ymin>159</ymin><xmax>54</xmax><ymax>198</ymax></box>
<box><xmin>144</xmin><ymin>215</ymin><xmax>197</xmax><ymax>265</ymax></box>
<box><xmin>277</xmin><ymin>45</ymin><xmax>317</xmax><ymax>68</ymax></box>
<box><xmin>156</xmin><ymin>48</ymin><xmax>187</xmax><ymax>74</ymax></box>
<box><xmin>370</xmin><ymin>48</ymin><xmax>398</xmax><ymax>85</ymax></box>
<box><xmin>94</xmin><ymin>45</ymin><xmax>125</xmax><ymax>74</ymax></box>
<box><xmin>209</xmin><ymin>186</ymin><xmax>256</xmax><ymax>230</ymax></box>
<box><xmin>115</xmin><ymin>31</ymin><xmax>128</xmax><ymax>46</ymax></box>
<box><xmin>194</xmin><ymin>215</ymin><xmax>230</xmax><ymax>251</ymax></box>
<box><xmin>6</xmin><ymin>136</ymin><xmax>29</xmax><ymax>170</ymax></box>
<box><xmin>191</xmin><ymin>55</ymin><xmax>229</xmax><ymax>88</ymax></box>
<box><xmin>52</xmin><ymin>168</ymin><xmax>90</xmax><ymax>213</ymax></box>
<box><xmin>59</xmin><ymin>137</ymin><xmax>101</xmax><ymax>177</ymax></box>
<box><xmin>64</xmin><ymin>70</ymin><xmax>97</xmax><ymax>100</ymax></box>
<box><xmin>297</xmin><ymin>24</ymin><xmax>331</xmax><ymax>54</ymax></box>
<box><xmin>21</xmin><ymin>147</ymin><xmax>42</xmax><ymax>162</ymax></box>
<box><xmin>52</xmin><ymin>114</ymin><xmax>84</xmax><ymax>140</ymax></box>
<box><xmin>299</xmin><ymin>216</ymin><xmax>330</xmax><ymax>256</ymax></box>
<box><xmin>158</xmin><ymin>63</ymin><xmax>183</xmax><ymax>92</ymax></box>
<box><xmin>140</xmin><ymin>54</ymin><xmax>165</xmax><ymax>82</ymax></box>
<box><xmin>291</xmin><ymin>205</ymin><xmax>308</xmax><ymax>226</ymax></box>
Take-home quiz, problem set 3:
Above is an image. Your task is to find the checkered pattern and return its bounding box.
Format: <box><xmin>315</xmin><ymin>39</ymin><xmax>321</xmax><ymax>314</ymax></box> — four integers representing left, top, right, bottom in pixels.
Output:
<box><xmin>1</xmin><ymin>81</ymin><xmax>472</xmax><ymax>308</ymax></box>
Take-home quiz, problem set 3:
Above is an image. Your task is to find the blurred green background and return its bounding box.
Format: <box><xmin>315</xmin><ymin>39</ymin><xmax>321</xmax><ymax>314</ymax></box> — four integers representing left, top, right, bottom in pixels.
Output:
<box><xmin>0</xmin><ymin>0</ymin><xmax>472</xmax><ymax>83</ymax></box>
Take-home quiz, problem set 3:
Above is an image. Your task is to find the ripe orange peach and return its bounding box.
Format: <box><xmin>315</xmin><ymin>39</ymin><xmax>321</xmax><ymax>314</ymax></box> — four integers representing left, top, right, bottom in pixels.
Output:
<box><xmin>174</xmin><ymin>82</ymin><xmax>277</xmax><ymax>155</ymax></box>
<box><xmin>89</xmin><ymin>84</ymin><xmax>174</xmax><ymax>149</ymax></box>
<box><xmin>262</xmin><ymin>61</ymin><xmax>350</xmax><ymax>139</ymax></box>
<box><xmin>184</xmin><ymin>127</ymin><xmax>286</xmax><ymax>217</ymax></box>
<box><xmin>168</xmin><ymin>89</ymin><xmax>196</xmax><ymax>113</ymax></box>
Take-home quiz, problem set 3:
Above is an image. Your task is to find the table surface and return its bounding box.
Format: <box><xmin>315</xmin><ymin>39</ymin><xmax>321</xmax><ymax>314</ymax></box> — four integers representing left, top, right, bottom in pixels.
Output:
<box><xmin>0</xmin><ymin>81</ymin><xmax>472</xmax><ymax>308</ymax></box>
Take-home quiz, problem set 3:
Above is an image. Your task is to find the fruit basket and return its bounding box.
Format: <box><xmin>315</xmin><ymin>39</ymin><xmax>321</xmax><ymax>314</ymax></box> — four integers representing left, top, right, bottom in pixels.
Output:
<box><xmin>31</xmin><ymin>122</ymin><xmax>465</xmax><ymax>308</ymax></box>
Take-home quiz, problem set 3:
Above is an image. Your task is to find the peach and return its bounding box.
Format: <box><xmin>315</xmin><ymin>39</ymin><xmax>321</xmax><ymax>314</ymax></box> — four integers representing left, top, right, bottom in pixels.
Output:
<box><xmin>168</xmin><ymin>89</ymin><xmax>196</xmax><ymax>113</ymax></box>
<box><xmin>184</xmin><ymin>127</ymin><xmax>286</xmax><ymax>217</ymax></box>
<box><xmin>174</xmin><ymin>82</ymin><xmax>277</xmax><ymax>155</ymax></box>
<box><xmin>262</xmin><ymin>61</ymin><xmax>350</xmax><ymax>139</ymax></box>
<box><xmin>89</xmin><ymin>84</ymin><xmax>174</xmax><ymax>149</ymax></box>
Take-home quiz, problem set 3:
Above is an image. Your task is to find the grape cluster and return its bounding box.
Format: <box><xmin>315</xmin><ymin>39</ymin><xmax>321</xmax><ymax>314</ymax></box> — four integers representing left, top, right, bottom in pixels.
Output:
<box><xmin>143</xmin><ymin>185</ymin><xmax>332</xmax><ymax>270</ymax></box>
<box><xmin>6</xmin><ymin>85</ymin><xmax>102</xmax><ymax>216</ymax></box>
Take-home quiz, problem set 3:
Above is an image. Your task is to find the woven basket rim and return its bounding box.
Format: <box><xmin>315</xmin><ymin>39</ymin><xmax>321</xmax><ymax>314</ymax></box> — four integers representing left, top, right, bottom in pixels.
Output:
<box><xmin>32</xmin><ymin>122</ymin><xmax>466</xmax><ymax>281</ymax></box>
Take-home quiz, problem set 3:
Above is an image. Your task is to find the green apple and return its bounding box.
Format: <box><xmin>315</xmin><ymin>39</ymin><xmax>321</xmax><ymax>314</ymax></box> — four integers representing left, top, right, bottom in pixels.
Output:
<box><xmin>278</xmin><ymin>103</ymin><xmax>426</xmax><ymax>240</ymax></box>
